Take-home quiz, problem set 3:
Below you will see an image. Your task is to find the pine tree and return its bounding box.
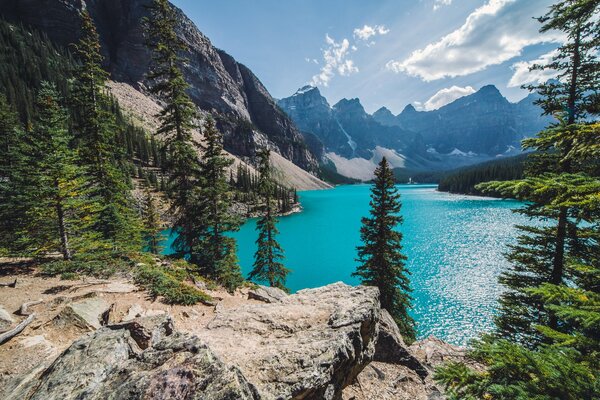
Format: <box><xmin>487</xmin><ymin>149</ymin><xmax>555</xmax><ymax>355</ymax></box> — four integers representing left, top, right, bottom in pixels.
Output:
<box><xmin>192</xmin><ymin>117</ymin><xmax>243</xmax><ymax>290</ymax></box>
<box><xmin>144</xmin><ymin>0</ymin><xmax>201</xmax><ymax>260</ymax></box>
<box><xmin>0</xmin><ymin>94</ymin><xmax>29</xmax><ymax>254</ymax></box>
<box><xmin>473</xmin><ymin>0</ymin><xmax>600</xmax><ymax>345</ymax></box>
<box><xmin>23</xmin><ymin>82</ymin><xmax>93</xmax><ymax>259</ymax></box>
<box><xmin>248</xmin><ymin>148</ymin><xmax>289</xmax><ymax>291</ymax></box>
<box><xmin>71</xmin><ymin>11</ymin><xmax>140</xmax><ymax>252</ymax></box>
<box><xmin>142</xmin><ymin>189</ymin><xmax>163</xmax><ymax>255</ymax></box>
<box><xmin>354</xmin><ymin>157</ymin><xmax>416</xmax><ymax>342</ymax></box>
<box><xmin>435</xmin><ymin>1</ymin><xmax>600</xmax><ymax>396</ymax></box>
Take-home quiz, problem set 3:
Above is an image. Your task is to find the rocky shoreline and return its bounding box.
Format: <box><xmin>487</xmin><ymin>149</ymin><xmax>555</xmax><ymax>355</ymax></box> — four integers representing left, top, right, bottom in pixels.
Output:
<box><xmin>0</xmin><ymin>271</ymin><xmax>466</xmax><ymax>399</ymax></box>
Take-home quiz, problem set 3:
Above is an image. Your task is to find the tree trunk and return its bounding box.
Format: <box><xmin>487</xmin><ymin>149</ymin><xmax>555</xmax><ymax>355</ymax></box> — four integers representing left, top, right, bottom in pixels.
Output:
<box><xmin>56</xmin><ymin>180</ymin><xmax>71</xmax><ymax>260</ymax></box>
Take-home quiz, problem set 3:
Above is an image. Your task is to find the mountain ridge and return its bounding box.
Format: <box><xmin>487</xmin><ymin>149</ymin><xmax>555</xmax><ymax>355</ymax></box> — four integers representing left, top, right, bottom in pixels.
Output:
<box><xmin>0</xmin><ymin>0</ymin><xmax>320</xmax><ymax>174</ymax></box>
<box><xmin>278</xmin><ymin>84</ymin><xmax>553</xmax><ymax>180</ymax></box>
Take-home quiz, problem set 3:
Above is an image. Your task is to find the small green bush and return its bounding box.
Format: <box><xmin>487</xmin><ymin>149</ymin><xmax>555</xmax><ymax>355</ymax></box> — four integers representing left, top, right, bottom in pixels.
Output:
<box><xmin>134</xmin><ymin>265</ymin><xmax>212</xmax><ymax>306</ymax></box>
<box><xmin>41</xmin><ymin>254</ymin><xmax>130</xmax><ymax>279</ymax></box>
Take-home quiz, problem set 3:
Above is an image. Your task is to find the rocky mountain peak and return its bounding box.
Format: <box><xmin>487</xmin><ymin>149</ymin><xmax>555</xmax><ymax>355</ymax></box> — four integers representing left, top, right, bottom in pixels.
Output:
<box><xmin>372</xmin><ymin>106</ymin><xmax>398</xmax><ymax>127</ymax></box>
<box><xmin>400</xmin><ymin>104</ymin><xmax>418</xmax><ymax>115</ymax></box>
<box><xmin>333</xmin><ymin>98</ymin><xmax>366</xmax><ymax>115</ymax></box>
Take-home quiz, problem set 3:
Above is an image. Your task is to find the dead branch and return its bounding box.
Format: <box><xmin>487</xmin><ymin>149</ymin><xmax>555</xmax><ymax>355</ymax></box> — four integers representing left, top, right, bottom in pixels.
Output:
<box><xmin>18</xmin><ymin>300</ymin><xmax>43</xmax><ymax>316</ymax></box>
<box><xmin>0</xmin><ymin>278</ymin><xmax>17</xmax><ymax>288</ymax></box>
<box><xmin>0</xmin><ymin>313</ymin><xmax>35</xmax><ymax>345</ymax></box>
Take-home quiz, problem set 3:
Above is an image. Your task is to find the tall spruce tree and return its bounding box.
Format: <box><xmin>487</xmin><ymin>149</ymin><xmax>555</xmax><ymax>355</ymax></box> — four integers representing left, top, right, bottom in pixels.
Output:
<box><xmin>144</xmin><ymin>0</ymin><xmax>201</xmax><ymax>260</ymax></box>
<box><xmin>71</xmin><ymin>11</ymin><xmax>140</xmax><ymax>252</ymax></box>
<box><xmin>193</xmin><ymin>117</ymin><xmax>243</xmax><ymax>290</ymax></box>
<box><xmin>142</xmin><ymin>189</ymin><xmax>163</xmax><ymax>255</ymax></box>
<box><xmin>435</xmin><ymin>1</ymin><xmax>600</xmax><ymax>397</ymax></box>
<box><xmin>24</xmin><ymin>82</ymin><xmax>88</xmax><ymax>259</ymax></box>
<box><xmin>473</xmin><ymin>0</ymin><xmax>600</xmax><ymax>345</ymax></box>
<box><xmin>354</xmin><ymin>157</ymin><xmax>416</xmax><ymax>342</ymax></box>
<box><xmin>0</xmin><ymin>94</ymin><xmax>29</xmax><ymax>254</ymax></box>
<box><xmin>248</xmin><ymin>148</ymin><xmax>289</xmax><ymax>291</ymax></box>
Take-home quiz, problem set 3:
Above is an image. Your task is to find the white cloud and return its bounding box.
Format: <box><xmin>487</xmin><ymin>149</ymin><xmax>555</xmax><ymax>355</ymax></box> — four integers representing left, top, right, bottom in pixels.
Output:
<box><xmin>508</xmin><ymin>50</ymin><xmax>559</xmax><ymax>87</ymax></box>
<box><xmin>386</xmin><ymin>0</ymin><xmax>562</xmax><ymax>81</ymax></box>
<box><xmin>423</xmin><ymin>86</ymin><xmax>476</xmax><ymax>110</ymax></box>
<box><xmin>353</xmin><ymin>24</ymin><xmax>390</xmax><ymax>41</ymax></box>
<box><xmin>433</xmin><ymin>0</ymin><xmax>452</xmax><ymax>11</ymax></box>
<box><xmin>311</xmin><ymin>35</ymin><xmax>359</xmax><ymax>87</ymax></box>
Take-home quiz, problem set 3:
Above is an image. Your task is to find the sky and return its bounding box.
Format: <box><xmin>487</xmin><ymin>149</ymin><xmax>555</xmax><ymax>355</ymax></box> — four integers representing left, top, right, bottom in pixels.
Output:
<box><xmin>170</xmin><ymin>0</ymin><xmax>562</xmax><ymax>114</ymax></box>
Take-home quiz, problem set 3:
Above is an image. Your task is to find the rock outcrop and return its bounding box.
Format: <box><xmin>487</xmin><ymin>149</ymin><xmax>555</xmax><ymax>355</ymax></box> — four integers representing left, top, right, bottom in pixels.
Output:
<box><xmin>9</xmin><ymin>315</ymin><xmax>261</xmax><ymax>400</ymax></box>
<box><xmin>203</xmin><ymin>283</ymin><xmax>380</xmax><ymax>399</ymax></box>
<box><xmin>2</xmin><ymin>276</ymin><xmax>467</xmax><ymax>400</ymax></box>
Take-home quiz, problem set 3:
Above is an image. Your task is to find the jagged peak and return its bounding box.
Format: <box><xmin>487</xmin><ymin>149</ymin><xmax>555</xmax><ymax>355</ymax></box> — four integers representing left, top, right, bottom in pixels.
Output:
<box><xmin>374</xmin><ymin>106</ymin><xmax>393</xmax><ymax>115</ymax></box>
<box><xmin>476</xmin><ymin>84</ymin><xmax>502</xmax><ymax>97</ymax></box>
<box><xmin>401</xmin><ymin>104</ymin><xmax>418</xmax><ymax>114</ymax></box>
<box><xmin>293</xmin><ymin>85</ymin><xmax>319</xmax><ymax>96</ymax></box>
<box><xmin>333</xmin><ymin>98</ymin><xmax>365</xmax><ymax>113</ymax></box>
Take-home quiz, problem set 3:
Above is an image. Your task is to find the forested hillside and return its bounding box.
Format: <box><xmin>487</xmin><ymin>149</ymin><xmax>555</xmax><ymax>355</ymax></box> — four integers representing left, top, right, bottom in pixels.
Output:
<box><xmin>437</xmin><ymin>154</ymin><xmax>528</xmax><ymax>195</ymax></box>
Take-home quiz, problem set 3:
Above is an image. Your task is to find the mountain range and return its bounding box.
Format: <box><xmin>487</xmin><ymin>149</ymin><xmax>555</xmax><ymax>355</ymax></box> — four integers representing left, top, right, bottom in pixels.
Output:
<box><xmin>0</xmin><ymin>0</ymin><xmax>554</xmax><ymax>183</ymax></box>
<box><xmin>278</xmin><ymin>85</ymin><xmax>553</xmax><ymax>180</ymax></box>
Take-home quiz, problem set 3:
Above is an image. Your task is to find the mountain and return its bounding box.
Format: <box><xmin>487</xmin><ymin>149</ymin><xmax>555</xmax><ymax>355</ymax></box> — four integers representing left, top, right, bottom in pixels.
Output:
<box><xmin>372</xmin><ymin>106</ymin><xmax>398</xmax><ymax>127</ymax></box>
<box><xmin>0</xmin><ymin>0</ymin><xmax>319</xmax><ymax>174</ymax></box>
<box><xmin>281</xmin><ymin>84</ymin><xmax>552</xmax><ymax>180</ymax></box>
<box><xmin>386</xmin><ymin>85</ymin><xmax>553</xmax><ymax>156</ymax></box>
<box><xmin>278</xmin><ymin>86</ymin><xmax>430</xmax><ymax>180</ymax></box>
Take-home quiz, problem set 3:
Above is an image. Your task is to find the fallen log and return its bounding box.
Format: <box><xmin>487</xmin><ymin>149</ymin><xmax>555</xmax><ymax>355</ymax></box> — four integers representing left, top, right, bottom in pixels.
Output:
<box><xmin>0</xmin><ymin>278</ymin><xmax>17</xmax><ymax>288</ymax></box>
<box><xmin>0</xmin><ymin>313</ymin><xmax>35</xmax><ymax>345</ymax></box>
<box><xmin>18</xmin><ymin>300</ymin><xmax>43</xmax><ymax>316</ymax></box>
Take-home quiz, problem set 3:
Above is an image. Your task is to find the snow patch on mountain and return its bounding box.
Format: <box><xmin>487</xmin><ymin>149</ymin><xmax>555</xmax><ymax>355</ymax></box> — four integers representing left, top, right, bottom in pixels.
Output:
<box><xmin>326</xmin><ymin>146</ymin><xmax>407</xmax><ymax>181</ymax></box>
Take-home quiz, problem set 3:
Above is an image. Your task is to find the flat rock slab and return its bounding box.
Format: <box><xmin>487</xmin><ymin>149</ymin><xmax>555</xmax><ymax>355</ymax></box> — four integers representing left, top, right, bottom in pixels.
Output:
<box><xmin>247</xmin><ymin>285</ymin><xmax>288</xmax><ymax>303</ymax></box>
<box><xmin>203</xmin><ymin>282</ymin><xmax>381</xmax><ymax>400</ymax></box>
<box><xmin>53</xmin><ymin>296</ymin><xmax>111</xmax><ymax>330</ymax></box>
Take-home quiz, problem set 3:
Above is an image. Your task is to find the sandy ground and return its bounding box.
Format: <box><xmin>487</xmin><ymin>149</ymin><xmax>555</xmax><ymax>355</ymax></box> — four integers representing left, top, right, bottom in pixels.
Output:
<box><xmin>0</xmin><ymin>261</ymin><xmax>261</xmax><ymax>391</ymax></box>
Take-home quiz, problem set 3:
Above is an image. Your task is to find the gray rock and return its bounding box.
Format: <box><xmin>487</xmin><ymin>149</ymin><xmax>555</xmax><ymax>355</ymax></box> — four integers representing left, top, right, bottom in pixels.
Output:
<box><xmin>203</xmin><ymin>282</ymin><xmax>380</xmax><ymax>399</ymax></box>
<box><xmin>10</xmin><ymin>316</ymin><xmax>259</xmax><ymax>400</ymax></box>
<box><xmin>0</xmin><ymin>305</ymin><xmax>15</xmax><ymax>331</ymax></box>
<box><xmin>53</xmin><ymin>295</ymin><xmax>111</xmax><ymax>330</ymax></box>
<box><xmin>374</xmin><ymin>309</ymin><xmax>428</xmax><ymax>380</ymax></box>
<box><xmin>247</xmin><ymin>285</ymin><xmax>288</xmax><ymax>303</ymax></box>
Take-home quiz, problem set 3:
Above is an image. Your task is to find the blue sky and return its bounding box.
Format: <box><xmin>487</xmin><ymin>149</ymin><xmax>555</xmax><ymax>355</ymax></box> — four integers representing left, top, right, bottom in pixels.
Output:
<box><xmin>171</xmin><ymin>0</ymin><xmax>562</xmax><ymax>114</ymax></box>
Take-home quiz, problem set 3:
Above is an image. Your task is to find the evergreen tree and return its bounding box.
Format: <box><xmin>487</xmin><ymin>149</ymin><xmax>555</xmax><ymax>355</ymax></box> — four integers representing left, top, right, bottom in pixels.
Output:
<box><xmin>473</xmin><ymin>0</ymin><xmax>600</xmax><ymax>345</ymax></box>
<box><xmin>193</xmin><ymin>117</ymin><xmax>243</xmax><ymax>290</ymax></box>
<box><xmin>435</xmin><ymin>1</ymin><xmax>600</xmax><ymax>396</ymax></box>
<box><xmin>142</xmin><ymin>189</ymin><xmax>163</xmax><ymax>255</ymax></box>
<box><xmin>144</xmin><ymin>0</ymin><xmax>201</xmax><ymax>260</ymax></box>
<box><xmin>248</xmin><ymin>148</ymin><xmax>289</xmax><ymax>291</ymax></box>
<box><xmin>24</xmin><ymin>82</ymin><xmax>91</xmax><ymax>259</ymax></box>
<box><xmin>71</xmin><ymin>11</ymin><xmax>140</xmax><ymax>252</ymax></box>
<box><xmin>0</xmin><ymin>94</ymin><xmax>29</xmax><ymax>254</ymax></box>
<box><xmin>354</xmin><ymin>157</ymin><xmax>416</xmax><ymax>342</ymax></box>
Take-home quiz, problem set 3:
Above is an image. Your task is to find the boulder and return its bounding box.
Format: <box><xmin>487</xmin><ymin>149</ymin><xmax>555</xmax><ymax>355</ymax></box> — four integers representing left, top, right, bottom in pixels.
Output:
<box><xmin>53</xmin><ymin>295</ymin><xmax>111</xmax><ymax>330</ymax></box>
<box><xmin>0</xmin><ymin>305</ymin><xmax>15</xmax><ymax>331</ymax></box>
<box><xmin>247</xmin><ymin>285</ymin><xmax>288</xmax><ymax>303</ymax></box>
<box><xmin>9</xmin><ymin>315</ymin><xmax>259</xmax><ymax>400</ymax></box>
<box><xmin>202</xmin><ymin>282</ymin><xmax>380</xmax><ymax>399</ymax></box>
<box><xmin>374</xmin><ymin>310</ymin><xmax>428</xmax><ymax>380</ymax></box>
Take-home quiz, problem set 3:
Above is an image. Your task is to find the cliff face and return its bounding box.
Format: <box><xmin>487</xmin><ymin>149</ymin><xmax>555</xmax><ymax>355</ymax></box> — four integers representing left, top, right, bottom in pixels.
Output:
<box><xmin>0</xmin><ymin>0</ymin><xmax>318</xmax><ymax>172</ymax></box>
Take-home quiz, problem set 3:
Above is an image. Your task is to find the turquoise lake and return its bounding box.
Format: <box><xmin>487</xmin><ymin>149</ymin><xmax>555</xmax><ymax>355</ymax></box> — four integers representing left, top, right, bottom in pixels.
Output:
<box><xmin>164</xmin><ymin>184</ymin><xmax>526</xmax><ymax>346</ymax></box>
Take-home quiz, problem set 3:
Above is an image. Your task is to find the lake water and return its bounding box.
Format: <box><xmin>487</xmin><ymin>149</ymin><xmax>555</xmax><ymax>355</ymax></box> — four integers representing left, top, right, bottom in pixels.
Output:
<box><xmin>164</xmin><ymin>184</ymin><xmax>526</xmax><ymax>345</ymax></box>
